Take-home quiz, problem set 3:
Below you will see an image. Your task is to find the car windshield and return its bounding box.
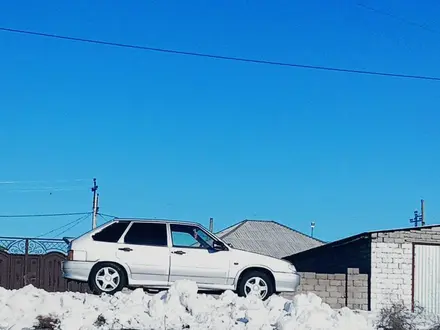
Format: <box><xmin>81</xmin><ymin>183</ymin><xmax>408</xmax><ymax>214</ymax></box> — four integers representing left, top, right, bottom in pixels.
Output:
<box><xmin>194</xmin><ymin>227</ymin><xmax>214</xmax><ymax>248</ymax></box>
<box><xmin>170</xmin><ymin>223</ymin><xmax>219</xmax><ymax>249</ymax></box>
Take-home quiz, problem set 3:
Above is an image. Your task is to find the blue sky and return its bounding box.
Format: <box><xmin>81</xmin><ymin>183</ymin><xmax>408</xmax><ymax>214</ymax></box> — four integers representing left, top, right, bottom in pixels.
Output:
<box><xmin>0</xmin><ymin>0</ymin><xmax>439</xmax><ymax>242</ymax></box>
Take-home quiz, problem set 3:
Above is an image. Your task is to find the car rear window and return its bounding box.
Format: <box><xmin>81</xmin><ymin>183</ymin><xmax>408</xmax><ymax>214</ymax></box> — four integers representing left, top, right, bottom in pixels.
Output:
<box><xmin>124</xmin><ymin>222</ymin><xmax>167</xmax><ymax>246</ymax></box>
<box><xmin>92</xmin><ymin>221</ymin><xmax>130</xmax><ymax>243</ymax></box>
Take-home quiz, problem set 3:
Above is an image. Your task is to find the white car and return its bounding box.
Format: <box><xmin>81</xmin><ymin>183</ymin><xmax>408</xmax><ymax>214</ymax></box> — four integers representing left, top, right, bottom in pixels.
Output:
<box><xmin>62</xmin><ymin>218</ymin><xmax>300</xmax><ymax>300</ymax></box>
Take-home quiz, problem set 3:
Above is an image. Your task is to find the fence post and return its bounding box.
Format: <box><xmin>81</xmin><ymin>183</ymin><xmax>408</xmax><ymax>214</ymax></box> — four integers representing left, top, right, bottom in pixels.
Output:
<box><xmin>344</xmin><ymin>268</ymin><xmax>348</xmax><ymax>307</ymax></box>
<box><xmin>23</xmin><ymin>239</ymin><xmax>29</xmax><ymax>286</ymax></box>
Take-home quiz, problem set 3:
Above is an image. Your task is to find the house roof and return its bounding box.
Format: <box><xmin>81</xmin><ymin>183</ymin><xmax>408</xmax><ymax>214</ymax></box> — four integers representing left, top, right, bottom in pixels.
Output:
<box><xmin>215</xmin><ymin>220</ymin><xmax>325</xmax><ymax>259</ymax></box>
<box><xmin>282</xmin><ymin>223</ymin><xmax>440</xmax><ymax>259</ymax></box>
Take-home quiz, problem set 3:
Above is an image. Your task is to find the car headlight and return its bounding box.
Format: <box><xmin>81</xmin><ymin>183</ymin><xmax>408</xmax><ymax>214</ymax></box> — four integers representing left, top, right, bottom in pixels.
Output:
<box><xmin>287</xmin><ymin>262</ymin><xmax>297</xmax><ymax>273</ymax></box>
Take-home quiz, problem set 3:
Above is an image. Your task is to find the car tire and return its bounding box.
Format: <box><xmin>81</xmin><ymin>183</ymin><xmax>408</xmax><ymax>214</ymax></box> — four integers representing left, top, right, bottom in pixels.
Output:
<box><xmin>89</xmin><ymin>262</ymin><xmax>127</xmax><ymax>295</ymax></box>
<box><xmin>237</xmin><ymin>270</ymin><xmax>274</xmax><ymax>301</ymax></box>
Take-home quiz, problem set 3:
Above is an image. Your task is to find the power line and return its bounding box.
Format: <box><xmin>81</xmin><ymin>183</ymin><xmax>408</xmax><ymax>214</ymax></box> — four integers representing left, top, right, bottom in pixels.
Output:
<box><xmin>97</xmin><ymin>213</ymin><xmax>117</xmax><ymax>226</ymax></box>
<box><xmin>0</xmin><ymin>212</ymin><xmax>90</xmax><ymax>218</ymax></box>
<box><xmin>0</xmin><ymin>179</ymin><xmax>88</xmax><ymax>184</ymax></box>
<box><xmin>56</xmin><ymin>214</ymin><xmax>91</xmax><ymax>238</ymax></box>
<box><xmin>1</xmin><ymin>26</ymin><xmax>439</xmax><ymax>82</ymax></box>
<box><xmin>2</xmin><ymin>187</ymin><xmax>88</xmax><ymax>194</ymax></box>
<box><xmin>98</xmin><ymin>212</ymin><xmax>118</xmax><ymax>219</ymax></box>
<box><xmin>0</xmin><ymin>179</ymin><xmax>89</xmax><ymax>193</ymax></box>
<box><xmin>357</xmin><ymin>3</ymin><xmax>438</xmax><ymax>34</ymax></box>
<box><xmin>36</xmin><ymin>213</ymin><xmax>91</xmax><ymax>238</ymax></box>
<box><xmin>98</xmin><ymin>213</ymin><xmax>113</xmax><ymax>225</ymax></box>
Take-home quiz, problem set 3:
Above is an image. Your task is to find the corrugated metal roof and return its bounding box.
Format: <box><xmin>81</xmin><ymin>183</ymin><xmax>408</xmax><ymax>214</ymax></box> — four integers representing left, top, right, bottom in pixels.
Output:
<box><xmin>283</xmin><ymin>224</ymin><xmax>440</xmax><ymax>260</ymax></box>
<box><xmin>215</xmin><ymin>220</ymin><xmax>324</xmax><ymax>259</ymax></box>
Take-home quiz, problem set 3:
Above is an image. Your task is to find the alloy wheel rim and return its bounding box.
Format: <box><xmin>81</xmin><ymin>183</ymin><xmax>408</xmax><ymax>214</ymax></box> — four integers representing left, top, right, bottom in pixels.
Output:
<box><xmin>95</xmin><ymin>266</ymin><xmax>120</xmax><ymax>292</ymax></box>
<box><xmin>244</xmin><ymin>276</ymin><xmax>268</xmax><ymax>299</ymax></box>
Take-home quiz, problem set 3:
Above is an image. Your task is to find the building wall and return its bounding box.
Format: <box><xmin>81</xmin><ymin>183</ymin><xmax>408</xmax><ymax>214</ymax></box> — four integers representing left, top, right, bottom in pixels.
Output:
<box><xmin>282</xmin><ymin>268</ymin><xmax>369</xmax><ymax>310</ymax></box>
<box><xmin>285</xmin><ymin>235</ymin><xmax>371</xmax><ymax>274</ymax></box>
<box><xmin>370</xmin><ymin>226</ymin><xmax>440</xmax><ymax>311</ymax></box>
<box><xmin>284</xmin><ymin>235</ymin><xmax>372</xmax><ymax>310</ymax></box>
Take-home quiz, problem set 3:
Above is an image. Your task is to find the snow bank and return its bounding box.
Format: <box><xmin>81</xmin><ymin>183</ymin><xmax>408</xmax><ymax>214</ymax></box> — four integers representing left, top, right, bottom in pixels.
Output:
<box><xmin>0</xmin><ymin>280</ymin><xmax>374</xmax><ymax>330</ymax></box>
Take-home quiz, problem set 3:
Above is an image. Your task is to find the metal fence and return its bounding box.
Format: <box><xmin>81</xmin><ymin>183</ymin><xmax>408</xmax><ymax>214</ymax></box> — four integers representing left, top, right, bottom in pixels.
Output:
<box><xmin>0</xmin><ymin>236</ymin><xmax>89</xmax><ymax>292</ymax></box>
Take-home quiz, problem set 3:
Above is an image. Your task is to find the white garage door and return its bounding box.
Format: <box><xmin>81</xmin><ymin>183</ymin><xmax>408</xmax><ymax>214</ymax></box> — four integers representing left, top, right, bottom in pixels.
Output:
<box><xmin>414</xmin><ymin>244</ymin><xmax>440</xmax><ymax>315</ymax></box>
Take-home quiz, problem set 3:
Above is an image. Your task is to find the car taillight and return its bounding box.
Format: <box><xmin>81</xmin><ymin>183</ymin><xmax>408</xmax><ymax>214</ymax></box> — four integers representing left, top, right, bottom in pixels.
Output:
<box><xmin>67</xmin><ymin>250</ymin><xmax>74</xmax><ymax>260</ymax></box>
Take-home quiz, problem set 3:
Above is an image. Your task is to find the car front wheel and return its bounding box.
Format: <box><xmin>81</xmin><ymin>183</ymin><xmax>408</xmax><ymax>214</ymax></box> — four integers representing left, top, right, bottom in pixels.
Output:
<box><xmin>89</xmin><ymin>262</ymin><xmax>126</xmax><ymax>295</ymax></box>
<box><xmin>237</xmin><ymin>270</ymin><xmax>274</xmax><ymax>300</ymax></box>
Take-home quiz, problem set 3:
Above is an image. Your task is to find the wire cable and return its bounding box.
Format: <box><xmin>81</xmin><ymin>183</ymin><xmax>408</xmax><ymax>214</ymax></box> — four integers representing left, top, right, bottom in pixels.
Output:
<box><xmin>0</xmin><ymin>26</ymin><xmax>439</xmax><ymax>82</ymax></box>
<box><xmin>0</xmin><ymin>179</ymin><xmax>88</xmax><ymax>184</ymax></box>
<box><xmin>36</xmin><ymin>213</ymin><xmax>91</xmax><ymax>238</ymax></box>
<box><xmin>357</xmin><ymin>3</ymin><xmax>438</xmax><ymax>34</ymax></box>
<box><xmin>98</xmin><ymin>213</ymin><xmax>113</xmax><ymax>226</ymax></box>
<box><xmin>98</xmin><ymin>212</ymin><xmax>118</xmax><ymax>219</ymax></box>
<box><xmin>55</xmin><ymin>213</ymin><xmax>91</xmax><ymax>238</ymax></box>
<box><xmin>0</xmin><ymin>211</ymin><xmax>90</xmax><ymax>218</ymax></box>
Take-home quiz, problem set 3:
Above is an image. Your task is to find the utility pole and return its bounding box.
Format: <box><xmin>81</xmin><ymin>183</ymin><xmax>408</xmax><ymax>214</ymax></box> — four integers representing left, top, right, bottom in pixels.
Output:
<box><xmin>91</xmin><ymin>178</ymin><xmax>99</xmax><ymax>229</ymax></box>
<box><xmin>409</xmin><ymin>199</ymin><xmax>425</xmax><ymax>227</ymax></box>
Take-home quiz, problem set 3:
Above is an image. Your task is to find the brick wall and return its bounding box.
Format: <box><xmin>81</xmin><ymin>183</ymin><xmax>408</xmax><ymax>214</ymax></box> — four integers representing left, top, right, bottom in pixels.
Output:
<box><xmin>370</xmin><ymin>226</ymin><xmax>440</xmax><ymax>311</ymax></box>
<box><xmin>282</xmin><ymin>268</ymin><xmax>369</xmax><ymax>310</ymax></box>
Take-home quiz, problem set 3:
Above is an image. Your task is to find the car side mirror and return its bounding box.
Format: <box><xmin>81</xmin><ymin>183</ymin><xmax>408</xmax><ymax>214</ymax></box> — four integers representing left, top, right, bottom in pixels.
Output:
<box><xmin>213</xmin><ymin>241</ymin><xmax>227</xmax><ymax>250</ymax></box>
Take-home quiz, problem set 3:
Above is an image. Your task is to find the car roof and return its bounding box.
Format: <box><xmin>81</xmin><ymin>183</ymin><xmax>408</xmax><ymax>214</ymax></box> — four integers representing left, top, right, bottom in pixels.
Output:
<box><xmin>113</xmin><ymin>217</ymin><xmax>204</xmax><ymax>228</ymax></box>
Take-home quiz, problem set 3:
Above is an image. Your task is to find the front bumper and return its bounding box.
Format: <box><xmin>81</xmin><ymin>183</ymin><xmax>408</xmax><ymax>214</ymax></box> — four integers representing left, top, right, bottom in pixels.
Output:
<box><xmin>273</xmin><ymin>271</ymin><xmax>301</xmax><ymax>292</ymax></box>
<box><xmin>62</xmin><ymin>260</ymin><xmax>94</xmax><ymax>282</ymax></box>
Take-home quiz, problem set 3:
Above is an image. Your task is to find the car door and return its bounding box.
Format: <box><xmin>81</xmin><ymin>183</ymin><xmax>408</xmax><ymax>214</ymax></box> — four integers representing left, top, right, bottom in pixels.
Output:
<box><xmin>116</xmin><ymin>222</ymin><xmax>170</xmax><ymax>287</ymax></box>
<box><xmin>168</xmin><ymin>223</ymin><xmax>230</xmax><ymax>287</ymax></box>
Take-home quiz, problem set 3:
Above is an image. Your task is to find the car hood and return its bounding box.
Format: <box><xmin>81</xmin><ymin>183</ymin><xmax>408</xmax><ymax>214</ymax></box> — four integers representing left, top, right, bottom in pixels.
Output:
<box><xmin>228</xmin><ymin>247</ymin><xmax>294</xmax><ymax>272</ymax></box>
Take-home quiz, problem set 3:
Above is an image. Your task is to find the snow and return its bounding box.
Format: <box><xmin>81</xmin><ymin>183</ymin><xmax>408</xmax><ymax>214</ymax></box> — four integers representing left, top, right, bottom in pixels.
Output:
<box><xmin>0</xmin><ymin>280</ymin><xmax>375</xmax><ymax>330</ymax></box>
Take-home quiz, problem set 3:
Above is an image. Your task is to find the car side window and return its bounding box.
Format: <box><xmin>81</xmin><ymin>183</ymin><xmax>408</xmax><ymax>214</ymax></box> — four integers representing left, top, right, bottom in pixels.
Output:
<box><xmin>170</xmin><ymin>224</ymin><xmax>214</xmax><ymax>249</ymax></box>
<box><xmin>92</xmin><ymin>221</ymin><xmax>130</xmax><ymax>242</ymax></box>
<box><xmin>124</xmin><ymin>223</ymin><xmax>167</xmax><ymax>246</ymax></box>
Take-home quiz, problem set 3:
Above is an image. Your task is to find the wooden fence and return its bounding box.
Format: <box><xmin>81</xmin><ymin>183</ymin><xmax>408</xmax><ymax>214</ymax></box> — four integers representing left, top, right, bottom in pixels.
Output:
<box><xmin>0</xmin><ymin>236</ymin><xmax>88</xmax><ymax>292</ymax></box>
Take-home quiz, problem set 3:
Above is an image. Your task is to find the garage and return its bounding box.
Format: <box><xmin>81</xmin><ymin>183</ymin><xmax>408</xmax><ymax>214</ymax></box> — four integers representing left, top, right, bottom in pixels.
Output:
<box><xmin>284</xmin><ymin>224</ymin><xmax>440</xmax><ymax>312</ymax></box>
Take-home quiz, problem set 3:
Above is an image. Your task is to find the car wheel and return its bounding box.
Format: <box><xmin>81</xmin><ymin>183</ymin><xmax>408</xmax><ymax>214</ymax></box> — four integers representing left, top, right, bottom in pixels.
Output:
<box><xmin>237</xmin><ymin>270</ymin><xmax>274</xmax><ymax>300</ymax></box>
<box><xmin>89</xmin><ymin>262</ymin><xmax>126</xmax><ymax>295</ymax></box>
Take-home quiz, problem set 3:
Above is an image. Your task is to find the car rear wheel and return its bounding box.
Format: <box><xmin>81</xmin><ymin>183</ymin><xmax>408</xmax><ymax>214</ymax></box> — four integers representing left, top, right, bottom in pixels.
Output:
<box><xmin>237</xmin><ymin>270</ymin><xmax>274</xmax><ymax>300</ymax></box>
<box><xmin>89</xmin><ymin>262</ymin><xmax>126</xmax><ymax>295</ymax></box>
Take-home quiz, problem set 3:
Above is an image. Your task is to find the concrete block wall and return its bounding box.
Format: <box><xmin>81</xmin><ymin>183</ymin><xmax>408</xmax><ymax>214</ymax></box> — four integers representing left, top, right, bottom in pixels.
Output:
<box><xmin>281</xmin><ymin>268</ymin><xmax>369</xmax><ymax>310</ymax></box>
<box><xmin>370</xmin><ymin>226</ymin><xmax>440</xmax><ymax>311</ymax></box>
<box><xmin>346</xmin><ymin>268</ymin><xmax>369</xmax><ymax>310</ymax></box>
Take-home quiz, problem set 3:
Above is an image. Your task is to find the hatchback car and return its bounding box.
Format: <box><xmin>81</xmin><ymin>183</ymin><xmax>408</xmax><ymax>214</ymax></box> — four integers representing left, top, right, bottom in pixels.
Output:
<box><xmin>62</xmin><ymin>218</ymin><xmax>300</xmax><ymax>300</ymax></box>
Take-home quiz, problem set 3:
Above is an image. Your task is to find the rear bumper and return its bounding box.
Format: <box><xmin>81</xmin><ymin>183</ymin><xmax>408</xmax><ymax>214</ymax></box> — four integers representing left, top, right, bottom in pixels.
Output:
<box><xmin>62</xmin><ymin>260</ymin><xmax>94</xmax><ymax>282</ymax></box>
<box><xmin>273</xmin><ymin>271</ymin><xmax>301</xmax><ymax>292</ymax></box>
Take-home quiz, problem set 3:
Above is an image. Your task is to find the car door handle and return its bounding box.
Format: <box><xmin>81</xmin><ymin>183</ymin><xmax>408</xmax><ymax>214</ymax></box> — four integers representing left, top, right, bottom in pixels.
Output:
<box><xmin>172</xmin><ymin>250</ymin><xmax>186</xmax><ymax>255</ymax></box>
<box><xmin>118</xmin><ymin>247</ymin><xmax>133</xmax><ymax>252</ymax></box>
